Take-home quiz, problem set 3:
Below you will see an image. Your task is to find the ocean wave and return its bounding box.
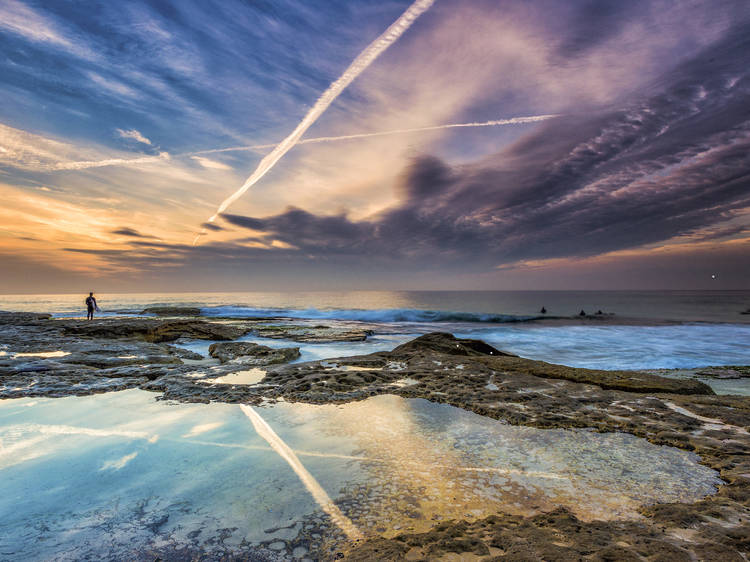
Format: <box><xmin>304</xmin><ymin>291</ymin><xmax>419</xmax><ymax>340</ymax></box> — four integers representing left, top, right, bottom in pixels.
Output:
<box><xmin>199</xmin><ymin>306</ymin><xmax>537</xmax><ymax>324</ymax></box>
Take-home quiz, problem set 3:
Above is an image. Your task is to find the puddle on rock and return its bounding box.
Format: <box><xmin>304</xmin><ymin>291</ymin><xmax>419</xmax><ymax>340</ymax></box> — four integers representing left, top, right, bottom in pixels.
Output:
<box><xmin>0</xmin><ymin>390</ymin><xmax>722</xmax><ymax>560</ymax></box>
<box><xmin>12</xmin><ymin>351</ymin><xmax>71</xmax><ymax>358</ymax></box>
<box><xmin>205</xmin><ymin>368</ymin><xmax>267</xmax><ymax>385</ymax></box>
<box><xmin>390</xmin><ymin>378</ymin><xmax>420</xmax><ymax>387</ymax></box>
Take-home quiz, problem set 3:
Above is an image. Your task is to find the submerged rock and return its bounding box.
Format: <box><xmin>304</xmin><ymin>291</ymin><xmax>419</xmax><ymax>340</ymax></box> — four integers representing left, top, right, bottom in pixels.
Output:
<box><xmin>142</xmin><ymin>306</ymin><xmax>203</xmax><ymax>316</ymax></box>
<box><xmin>255</xmin><ymin>324</ymin><xmax>372</xmax><ymax>343</ymax></box>
<box><xmin>696</xmin><ymin>366</ymin><xmax>750</xmax><ymax>379</ymax></box>
<box><xmin>208</xmin><ymin>342</ymin><xmax>300</xmax><ymax>365</ymax></box>
<box><xmin>391</xmin><ymin>332</ymin><xmax>514</xmax><ymax>357</ymax></box>
<box><xmin>0</xmin><ymin>312</ymin><xmax>51</xmax><ymax>325</ymax></box>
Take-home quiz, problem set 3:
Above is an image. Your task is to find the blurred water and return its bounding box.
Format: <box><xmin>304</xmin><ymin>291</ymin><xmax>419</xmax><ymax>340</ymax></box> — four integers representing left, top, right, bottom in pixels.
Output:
<box><xmin>455</xmin><ymin>323</ymin><xmax>750</xmax><ymax>370</ymax></box>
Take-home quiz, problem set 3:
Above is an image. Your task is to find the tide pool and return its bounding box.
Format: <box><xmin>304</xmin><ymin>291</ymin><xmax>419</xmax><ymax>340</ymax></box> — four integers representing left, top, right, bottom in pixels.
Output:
<box><xmin>0</xmin><ymin>390</ymin><xmax>722</xmax><ymax>560</ymax></box>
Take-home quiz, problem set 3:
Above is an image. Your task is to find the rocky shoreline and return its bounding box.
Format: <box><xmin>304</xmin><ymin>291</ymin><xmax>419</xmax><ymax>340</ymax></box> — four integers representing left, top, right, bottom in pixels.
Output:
<box><xmin>1</xmin><ymin>312</ymin><xmax>750</xmax><ymax>560</ymax></box>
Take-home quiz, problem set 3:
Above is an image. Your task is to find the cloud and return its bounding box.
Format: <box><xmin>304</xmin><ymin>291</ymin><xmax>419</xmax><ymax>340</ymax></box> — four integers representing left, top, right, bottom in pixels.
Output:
<box><xmin>0</xmin><ymin>0</ymin><xmax>95</xmax><ymax>60</ymax></box>
<box><xmin>87</xmin><ymin>72</ymin><xmax>141</xmax><ymax>99</ymax></box>
<box><xmin>111</xmin><ymin>227</ymin><xmax>152</xmax><ymax>238</ymax></box>
<box><xmin>1</xmin><ymin>0</ymin><xmax>749</xmax><ymax>291</ymax></box>
<box><xmin>197</xmin><ymin>0</ymin><xmax>436</xmax><ymax>235</ymax></box>
<box><xmin>220</xmin><ymin>24</ymin><xmax>750</xmax><ymax>269</ymax></box>
<box><xmin>116</xmin><ymin>128</ymin><xmax>152</xmax><ymax>145</ymax></box>
<box><xmin>190</xmin><ymin>156</ymin><xmax>231</xmax><ymax>170</ymax></box>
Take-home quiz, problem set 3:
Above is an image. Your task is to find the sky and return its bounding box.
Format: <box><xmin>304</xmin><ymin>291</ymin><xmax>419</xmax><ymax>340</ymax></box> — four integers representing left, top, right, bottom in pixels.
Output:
<box><xmin>0</xmin><ymin>0</ymin><xmax>749</xmax><ymax>293</ymax></box>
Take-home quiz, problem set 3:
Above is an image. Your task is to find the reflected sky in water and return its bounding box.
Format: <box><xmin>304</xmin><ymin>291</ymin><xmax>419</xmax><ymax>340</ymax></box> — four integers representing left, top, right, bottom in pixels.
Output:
<box><xmin>0</xmin><ymin>390</ymin><xmax>721</xmax><ymax>560</ymax></box>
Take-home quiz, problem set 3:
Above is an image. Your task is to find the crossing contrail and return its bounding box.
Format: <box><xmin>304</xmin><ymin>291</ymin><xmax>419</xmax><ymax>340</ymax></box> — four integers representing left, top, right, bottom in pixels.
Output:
<box><xmin>190</xmin><ymin>114</ymin><xmax>559</xmax><ymax>156</ymax></box>
<box><xmin>46</xmin><ymin>114</ymin><xmax>558</xmax><ymax>171</ymax></box>
<box><xmin>240</xmin><ymin>405</ymin><xmax>363</xmax><ymax>540</ymax></box>
<box><xmin>194</xmin><ymin>0</ymin><xmax>436</xmax><ymax>245</ymax></box>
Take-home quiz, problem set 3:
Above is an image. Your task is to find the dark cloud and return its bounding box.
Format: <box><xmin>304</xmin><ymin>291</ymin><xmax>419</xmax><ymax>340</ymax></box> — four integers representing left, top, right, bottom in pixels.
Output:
<box><xmin>693</xmin><ymin>225</ymin><xmax>749</xmax><ymax>242</ymax></box>
<box><xmin>555</xmin><ymin>0</ymin><xmax>645</xmax><ymax>58</ymax></box>
<box><xmin>111</xmin><ymin>227</ymin><xmax>152</xmax><ymax>238</ymax></box>
<box><xmin>201</xmin><ymin>222</ymin><xmax>224</xmax><ymax>231</ymax></box>
<box><xmin>219</xmin><ymin>22</ymin><xmax>750</xmax><ymax>270</ymax></box>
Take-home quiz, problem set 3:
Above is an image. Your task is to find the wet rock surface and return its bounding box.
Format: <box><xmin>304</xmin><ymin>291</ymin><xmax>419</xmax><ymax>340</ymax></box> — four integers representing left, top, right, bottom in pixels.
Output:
<box><xmin>2</xmin><ymin>315</ymin><xmax>750</xmax><ymax>560</ymax></box>
<box><xmin>254</xmin><ymin>323</ymin><xmax>373</xmax><ymax>342</ymax></box>
<box><xmin>208</xmin><ymin>341</ymin><xmax>300</xmax><ymax>365</ymax></box>
<box><xmin>59</xmin><ymin>317</ymin><xmax>252</xmax><ymax>343</ymax></box>
<box><xmin>141</xmin><ymin>306</ymin><xmax>203</xmax><ymax>316</ymax></box>
<box><xmin>696</xmin><ymin>365</ymin><xmax>750</xmax><ymax>378</ymax></box>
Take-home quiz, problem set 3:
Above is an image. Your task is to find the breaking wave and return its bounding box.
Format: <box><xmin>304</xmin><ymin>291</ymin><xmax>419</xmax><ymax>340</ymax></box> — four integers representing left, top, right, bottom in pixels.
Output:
<box><xmin>198</xmin><ymin>306</ymin><xmax>538</xmax><ymax>324</ymax></box>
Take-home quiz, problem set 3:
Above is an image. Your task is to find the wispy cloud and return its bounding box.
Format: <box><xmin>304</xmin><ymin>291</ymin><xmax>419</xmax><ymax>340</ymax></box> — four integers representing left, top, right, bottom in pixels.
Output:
<box><xmin>116</xmin><ymin>128</ymin><xmax>152</xmax><ymax>145</ymax></box>
<box><xmin>0</xmin><ymin>0</ymin><xmax>93</xmax><ymax>60</ymax></box>
<box><xmin>197</xmin><ymin>0</ymin><xmax>436</xmax><ymax>240</ymax></box>
<box><xmin>219</xmin><ymin>27</ymin><xmax>750</xmax><ymax>269</ymax></box>
<box><xmin>190</xmin><ymin>156</ymin><xmax>231</xmax><ymax>170</ymax></box>
<box><xmin>53</xmin><ymin>152</ymin><xmax>170</xmax><ymax>171</ymax></box>
<box><xmin>111</xmin><ymin>227</ymin><xmax>155</xmax><ymax>238</ymax></box>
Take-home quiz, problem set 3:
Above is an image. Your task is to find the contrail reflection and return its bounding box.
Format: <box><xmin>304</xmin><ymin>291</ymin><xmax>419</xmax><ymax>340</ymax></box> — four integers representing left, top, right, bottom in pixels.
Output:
<box><xmin>239</xmin><ymin>404</ymin><xmax>363</xmax><ymax>540</ymax></box>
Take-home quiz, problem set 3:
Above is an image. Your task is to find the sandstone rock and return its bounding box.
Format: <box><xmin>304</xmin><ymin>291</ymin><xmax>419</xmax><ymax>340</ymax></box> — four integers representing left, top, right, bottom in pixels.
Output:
<box><xmin>0</xmin><ymin>319</ymin><xmax>747</xmax><ymax>561</ymax></box>
<box><xmin>208</xmin><ymin>341</ymin><xmax>300</xmax><ymax>365</ymax></box>
<box><xmin>142</xmin><ymin>307</ymin><xmax>202</xmax><ymax>316</ymax></box>
<box><xmin>391</xmin><ymin>332</ymin><xmax>513</xmax><ymax>357</ymax></box>
<box><xmin>59</xmin><ymin>318</ymin><xmax>249</xmax><ymax>343</ymax></box>
<box><xmin>0</xmin><ymin>312</ymin><xmax>52</xmax><ymax>325</ymax></box>
<box><xmin>255</xmin><ymin>324</ymin><xmax>372</xmax><ymax>343</ymax></box>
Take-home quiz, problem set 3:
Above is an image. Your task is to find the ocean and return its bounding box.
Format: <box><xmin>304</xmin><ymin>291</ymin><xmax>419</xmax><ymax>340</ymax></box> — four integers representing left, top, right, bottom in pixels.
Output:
<box><xmin>1</xmin><ymin>290</ymin><xmax>748</xmax><ymax>371</ymax></box>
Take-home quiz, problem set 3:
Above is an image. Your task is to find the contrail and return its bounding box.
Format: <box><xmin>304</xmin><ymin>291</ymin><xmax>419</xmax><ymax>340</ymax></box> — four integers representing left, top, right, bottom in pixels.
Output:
<box><xmin>194</xmin><ymin>0</ymin><xmax>436</xmax><ymax>245</ymax></box>
<box><xmin>52</xmin><ymin>152</ymin><xmax>170</xmax><ymax>170</ymax></box>
<box><xmin>190</xmin><ymin>114</ymin><xmax>559</xmax><ymax>156</ymax></box>
<box><xmin>46</xmin><ymin>114</ymin><xmax>558</xmax><ymax>171</ymax></box>
<box><xmin>239</xmin><ymin>405</ymin><xmax>363</xmax><ymax>540</ymax></box>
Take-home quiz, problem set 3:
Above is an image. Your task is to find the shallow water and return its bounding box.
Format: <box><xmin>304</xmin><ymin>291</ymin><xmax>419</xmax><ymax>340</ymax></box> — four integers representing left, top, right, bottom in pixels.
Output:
<box><xmin>0</xmin><ymin>390</ymin><xmax>722</xmax><ymax>560</ymax></box>
<box><xmin>456</xmin><ymin>323</ymin><xmax>750</xmax><ymax>370</ymax></box>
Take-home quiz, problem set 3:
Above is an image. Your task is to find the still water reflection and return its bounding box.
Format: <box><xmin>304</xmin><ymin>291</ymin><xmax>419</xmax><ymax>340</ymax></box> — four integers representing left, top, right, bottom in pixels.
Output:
<box><xmin>0</xmin><ymin>390</ymin><xmax>721</xmax><ymax>560</ymax></box>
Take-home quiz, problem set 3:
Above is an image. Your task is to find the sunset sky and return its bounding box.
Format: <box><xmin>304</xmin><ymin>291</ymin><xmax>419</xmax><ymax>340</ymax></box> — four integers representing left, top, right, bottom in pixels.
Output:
<box><xmin>1</xmin><ymin>0</ymin><xmax>749</xmax><ymax>293</ymax></box>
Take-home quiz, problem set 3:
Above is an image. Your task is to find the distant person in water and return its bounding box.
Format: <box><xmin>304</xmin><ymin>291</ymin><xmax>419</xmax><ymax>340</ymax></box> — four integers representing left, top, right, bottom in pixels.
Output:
<box><xmin>540</xmin><ymin>306</ymin><xmax>547</xmax><ymax>314</ymax></box>
<box><xmin>85</xmin><ymin>292</ymin><xmax>99</xmax><ymax>320</ymax></box>
<box><xmin>579</xmin><ymin>309</ymin><xmax>586</xmax><ymax>316</ymax></box>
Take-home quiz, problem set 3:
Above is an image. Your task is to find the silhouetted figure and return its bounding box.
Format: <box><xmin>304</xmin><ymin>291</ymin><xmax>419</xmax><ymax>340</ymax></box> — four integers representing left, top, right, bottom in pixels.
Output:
<box><xmin>579</xmin><ymin>309</ymin><xmax>586</xmax><ymax>316</ymax></box>
<box><xmin>540</xmin><ymin>306</ymin><xmax>547</xmax><ymax>314</ymax></box>
<box><xmin>85</xmin><ymin>292</ymin><xmax>98</xmax><ymax>320</ymax></box>
<box><xmin>596</xmin><ymin>310</ymin><xmax>603</xmax><ymax>315</ymax></box>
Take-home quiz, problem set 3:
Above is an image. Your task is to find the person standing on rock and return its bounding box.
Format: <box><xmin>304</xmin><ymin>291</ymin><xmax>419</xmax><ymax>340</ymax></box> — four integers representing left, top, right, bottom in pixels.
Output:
<box><xmin>85</xmin><ymin>292</ymin><xmax>99</xmax><ymax>320</ymax></box>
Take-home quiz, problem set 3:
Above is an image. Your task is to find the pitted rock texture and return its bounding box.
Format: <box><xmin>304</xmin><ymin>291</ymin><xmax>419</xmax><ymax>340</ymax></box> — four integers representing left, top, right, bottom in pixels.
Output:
<box><xmin>254</xmin><ymin>323</ymin><xmax>373</xmax><ymax>342</ymax></box>
<box><xmin>208</xmin><ymin>341</ymin><xmax>300</xmax><ymax>365</ymax></box>
<box><xmin>141</xmin><ymin>306</ymin><xmax>203</xmax><ymax>316</ymax></box>
<box><xmin>2</xmin><ymin>314</ymin><xmax>749</xmax><ymax>560</ymax></box>
<box><xmin>58</xmin><ymin>317</ymin><xmax>251</xmax><ymax>343</ymax></box>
